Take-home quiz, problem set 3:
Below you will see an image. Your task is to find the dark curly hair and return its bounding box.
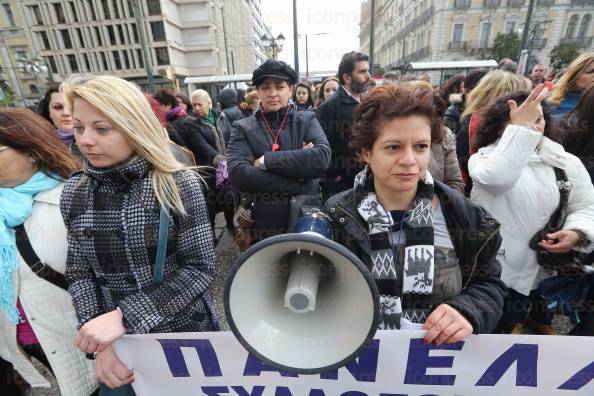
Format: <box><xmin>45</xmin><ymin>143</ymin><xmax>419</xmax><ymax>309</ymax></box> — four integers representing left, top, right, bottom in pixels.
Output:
<box><xmin>351</xmin><ymin>85</ymin><xmax>442</xmax><ymax>155</ymax></box>
<box><xmin>473</xmin><ymin>91</ymin><xmax>563</xmax><ymax>152</ymax></box>
<box><xmin>37</xmin><ymin>86</ymin><xmax>60</xmax><ymax>126</ymax></box>
<box><xmin>439</xmin><ymin>74</ymin><xmax>465</xmax><ymax>105</ymax></box>
<box><xmin>293</xmin><ymin>81</ymin><xmax>314</xmax><ymax>108</ymax></box>
<box><xmin>152</xmin><ymin>89</ymin><xmax>178</xmax><ymax>108</ymax></box>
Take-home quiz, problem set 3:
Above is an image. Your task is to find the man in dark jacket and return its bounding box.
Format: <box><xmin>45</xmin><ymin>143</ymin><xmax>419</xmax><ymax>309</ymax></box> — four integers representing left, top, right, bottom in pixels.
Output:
<box><xmin>218</xmin><ymin>88</ymin><xmax>245</xmax><ymax>141</ymax></box>
<box><xmin>317</xmin><ymin>51</ymin><xmax>371</xmax><ymax>199</ymax></box>
<box><xmin>228</xmin><ymin>60</ymin><xmax>331</xmax><ymax>242</ymax></box>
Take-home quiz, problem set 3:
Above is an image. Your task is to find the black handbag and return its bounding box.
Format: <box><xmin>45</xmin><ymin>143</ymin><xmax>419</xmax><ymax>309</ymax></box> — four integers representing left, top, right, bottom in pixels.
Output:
<box><xmin>14</xmin><ymin>224</ymin><xmax>69</xmax><ymax>291</ymax></box>
<box><xmin>528</xmin><ymin>167</ymin><xmax>589</xmax><ymax>276</ymax></box>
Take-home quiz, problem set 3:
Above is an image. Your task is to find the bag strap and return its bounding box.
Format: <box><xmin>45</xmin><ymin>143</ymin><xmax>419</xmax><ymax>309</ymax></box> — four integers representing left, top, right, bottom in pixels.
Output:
<box><xmin>14</xmin><ymin>224</ymin><xmax>69</xmax><ymax>291</ymax></box>
<box><xmin>154</xmin><ymin>206</ymin><xmax>170</xmax><ymax>284</ymax></box>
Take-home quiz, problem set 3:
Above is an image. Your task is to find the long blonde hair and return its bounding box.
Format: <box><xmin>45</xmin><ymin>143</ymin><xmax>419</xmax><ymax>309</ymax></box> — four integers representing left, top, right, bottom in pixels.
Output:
<box><xmin>61</xmin><ymin>74</ymin><xmax>190</xmax><ymax>214</ymax></box>
<box><xmin>462</xmin><ymin>70</ymin><xmax>531</xmax><ymax>118</ymax></box>
<box><xmin>549</xmin><ymin>52</ymin><xmax>594</xmax><ymax>105</ymax></box>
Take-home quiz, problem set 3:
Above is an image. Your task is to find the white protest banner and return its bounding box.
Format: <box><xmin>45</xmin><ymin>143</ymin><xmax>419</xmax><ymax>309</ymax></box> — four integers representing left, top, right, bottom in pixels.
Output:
<box><xmin>112</xmin><ymin>330</ymin><xmax>594</xmax><ymax>396</ymax></box>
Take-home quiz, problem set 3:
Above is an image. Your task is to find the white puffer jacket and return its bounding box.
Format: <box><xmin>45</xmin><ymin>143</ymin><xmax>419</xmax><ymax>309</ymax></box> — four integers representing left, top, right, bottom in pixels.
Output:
<box><xmin>0</xmin><ymin>184</ymin><xmax>97</xmax><ymax>395</ymax></box>
<box><xmin>469</xmin><ymin>125</ymin><xmax>594</xmax><ymax>295</ymax></box>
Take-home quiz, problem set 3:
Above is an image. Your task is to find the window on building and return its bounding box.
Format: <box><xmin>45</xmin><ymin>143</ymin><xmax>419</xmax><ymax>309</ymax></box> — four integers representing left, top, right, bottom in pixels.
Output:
<box><xmin>44</xmin><ymin>56</ymin><xmax>58</xmax><ymax>73</ymax></box>
<box><xmin>94</xmin><ymin>26</ymin><xmax>103</xmax><ymax>46</ymax></box>
<box><xmin>69</xmin><ymin>1</ymin><xmax>78</xmax><ymax>22</ymax></box>
<box><xmin>136</xmin><ymin>48</ymin><xmax>144</xmax><ymax>68</ymax></box>
<box><xmin>87</xmin><ymin>0</ymin><xmax>96</xmax><ymax>20</ymax></box>
<box><xmin>112</xmin><ymin>0</ymin><xmax>120</xmax><ymax>18</ymax></box>
<box><xmin>120</xmin><ymin>24</ymin><xmax>129</xmax><ymax>43</ymax></box>
<box><xmin>479</xmin><ymin>22</ymin><xmax>492</xmax><ymax>48</ymax></box>
<box><xmin>83</xmin><ymin>53</ymin><xmax>91</xmax><ymax>71</ymax></box>
<box><xmin>117</xmin><ymin>24</ymin><xmax>124</xmax><ymax>44</ymax></box>
<box><xmin>112</xmin><ymin>51</ymin><xmax>121</xmax><ymax>69</ymax></box>
<box><xmin>155</xmin><ymin>47</ymin><xmax>169</xmax><ymax>65</ymax></box>
<box><xmin>2</xmin><ymin>3</ymin><xmax>16</xmax><ymax>27</ymax></box>
<box><xmin>131</xmin><ymin>23</ymin><xmax>139</xmax><ymax>43</ymax></box>
<box><xmin>30</xmin><ymin>84</ymin><xmax>39</xmax><ymax>95</ymax></box>
<box><xmin>150</xmin><ymin>21</ymin><xmax>166</xmax><ymax>41</ymax></box>
<box><xmin>452</xmin><ymin>23</ymin><xmax>464</xmax><ymax>42</ymax></box>
<box><xmin>122</xmin><ymin>50</ymin><xmax>130</xmax><ymax>69</ymax></box>
<box><xmin>102</xmin><ymin>0</ymin><xmax>111</xmax><ymax>19</ymax></box>
<box><xmin>31</xmin><ymin>5</ymin><xmax>43</xmax><ymax>25</ymax></box>
<box><xmin>578</xmin><ymin>14</ymin><xmax>592</xmax><ymax>38</ymax></box>
<box><xmin>504</xmin><ymin>21</ymin><xmax>516</xmax><ymax>33</ymax></box>
<box><xmin>566</xmin><ymin>14</ymin><xmax>579</xmax><ymax>38</ymax></box>
<box><xmin>100</xmin><ymin>52</ymin><xmax>109</xmax><ymax>70</ymax></box>
<box><xmin>39</xmin><ymin>31</ymin><xmax>51</xmax><ymax>50</ymax></box>
<box><xmin>54</xmin><ymin>3</ymin><xmax>66</xmax><ymax>23</ymax></box>
<box><xmin>67</xmin><ymin>54</ymin><xmax>79</xmax><ymax>72</ymax></box>
<box><xmin>76</xmin><ymin>28</ymin><xmax>84</xmax><ymax>47</ymax></box>
<box><xmin>147</xmin><ymin>0</ymin><xmax>161</xmax><ymax>15</ymax></box>
<box><xmin>106</xmin><ymin>25</ymin><xmax>116</xmax><ymax>45</ymax></box>
<box><xmin>61</xmin><ymin>30</ymin><xmax>73</xmax><ymax>49</ymax></box>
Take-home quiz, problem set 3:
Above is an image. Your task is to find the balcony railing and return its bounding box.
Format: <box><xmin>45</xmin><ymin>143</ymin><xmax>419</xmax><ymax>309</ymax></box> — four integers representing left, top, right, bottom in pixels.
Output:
<box><xmin>507</xmin><ymin>0</ymin><xmax>524</xmax><ymax>6</ymax></box>
<box><xmin>396</xmin><ymin>6</ymin><xmax>434</xmax><ymax>39</ymax></box>
<box><xmin>466</xmin><ymin>40</ymin><xmax>494</xmax><ymax>51</ymax></box>
<box><xmin>484</xmin><ymin>0</ymin><xmax>501</xmax><ymax>7</ymax></box>
<box><xmin>454</xmin><ymin>0</ymin><xmax>471</xmax><ymax>9</ymax></box>
<box><xmin>448</xmin><ymin>41</ymin><xmax>468</xmax><ymax>50</ymax></box>
<box><xmin>531</xmin><ymin>38</ymin><xmax>548</xmax><ymax>49</ymax></box>
<box><xmin>571</xmin><ymin>0</ymin><xmax>594</xmax><ymax>5</ymax></box>
<box><xmin>537</xmin><ymin>0</ymin><xmax>554</xmax><ymax>6</ymax></box>
<box><xmin>562</xmin><ymin>36</ymin><xmax>593</xmax><ymax>46</ymax></box>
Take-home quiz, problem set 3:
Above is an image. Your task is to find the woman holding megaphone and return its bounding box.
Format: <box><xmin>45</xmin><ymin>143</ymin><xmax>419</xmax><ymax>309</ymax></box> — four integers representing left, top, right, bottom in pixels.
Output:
<box><xmin>323</xmin><ymin>85</ymin><xmax>507</xmax><ymax>344</ymax></box>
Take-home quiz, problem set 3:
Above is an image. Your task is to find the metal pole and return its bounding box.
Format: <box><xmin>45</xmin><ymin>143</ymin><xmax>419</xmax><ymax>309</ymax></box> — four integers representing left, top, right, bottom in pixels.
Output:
<box><xmin>293</xmin><ymin>0</ymin><xmax>299</xmax><ymax>78</ymax></box>
<box><xmin>220</xmin><ymin>5</ymin><xmax>231</xmax><ymax>75</ymax></box>
<box><xmin>305</xmin><ymin>34</ymin><xmax>309</xmax><ymax>79</ymax></box>
<box><xmin>231</xmin><ymin>50</ymin><xmax>237</xmax><ymax>89</ymax></box>
<box><xmin>518</xmin><ymin>0</ymin><xmax>535</xmax><ymax>59</ymax></box>
<box><xmin>132</xmin><ymin>0</ymin><xmax>155</xmax><ymax>92</ymax></box>
<box><xmin>370</xmin><ymin>0</ymin><xmax>376</xmax><ymax>75</ymax></box>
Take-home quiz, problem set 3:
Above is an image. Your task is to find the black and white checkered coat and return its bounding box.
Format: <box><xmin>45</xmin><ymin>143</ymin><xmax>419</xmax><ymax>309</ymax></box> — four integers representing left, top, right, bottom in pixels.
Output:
<box><xmin>60</xmin><ymin>157</ymin><xmax>219</xmax><ymax>334</ymax></box>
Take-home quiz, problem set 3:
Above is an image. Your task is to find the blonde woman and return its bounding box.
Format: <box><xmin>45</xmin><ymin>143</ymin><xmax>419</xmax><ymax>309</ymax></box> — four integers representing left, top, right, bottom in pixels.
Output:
<box><xmin>59</xmin><ymin>75</ymin><xmax>218</xmax><ymax>394</ymax></box>
<box><xmin>549</xmin><ymin>52</ymin><xmax>594</xmax><ymax>119</ymax></box>
<box><xmin>455</xmin><ymin>70</ymin><xmax>531</xmax><ymax>194</ymax></box>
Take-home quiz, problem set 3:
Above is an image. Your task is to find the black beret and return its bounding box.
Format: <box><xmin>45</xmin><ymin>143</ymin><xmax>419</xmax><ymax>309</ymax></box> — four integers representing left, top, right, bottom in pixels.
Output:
<box><xmin>252</xmin><ymin>60</ymin><xmax>298</xmax><ymax>87</ymax></box>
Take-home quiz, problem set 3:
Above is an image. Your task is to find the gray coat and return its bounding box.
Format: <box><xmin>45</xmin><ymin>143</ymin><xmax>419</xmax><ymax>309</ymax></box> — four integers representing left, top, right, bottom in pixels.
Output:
<box><xmin>429</xmin><ymin>127</ymin><xmax>465</xmax><ymax>194</ymax></box>
<box><xmin>60</xmin><ymin>158</ymin><xmax>219</xmax><ymax>334</ymax></box>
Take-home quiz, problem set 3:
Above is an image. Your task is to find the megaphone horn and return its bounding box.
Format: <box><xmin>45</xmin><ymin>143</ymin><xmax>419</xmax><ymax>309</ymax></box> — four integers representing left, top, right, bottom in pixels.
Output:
<box><xmin>224</xmin><ymin>210</ymin><xmax>380</xmax><ymax>374</ymax></box>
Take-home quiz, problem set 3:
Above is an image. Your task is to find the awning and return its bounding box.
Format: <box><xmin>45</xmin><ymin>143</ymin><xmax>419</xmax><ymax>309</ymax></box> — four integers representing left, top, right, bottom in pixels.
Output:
<box><xmin>184</xmin><ymin>74</ymin><xmax>253</xmax><ymax>85</ymax></box>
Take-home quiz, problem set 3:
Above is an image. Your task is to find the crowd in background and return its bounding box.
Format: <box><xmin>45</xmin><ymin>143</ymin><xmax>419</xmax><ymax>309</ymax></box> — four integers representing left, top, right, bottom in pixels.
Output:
<box><xmin>1</xmin><ymin>50</ymin><xmax>594</xmax><ymax>396</ymax></box>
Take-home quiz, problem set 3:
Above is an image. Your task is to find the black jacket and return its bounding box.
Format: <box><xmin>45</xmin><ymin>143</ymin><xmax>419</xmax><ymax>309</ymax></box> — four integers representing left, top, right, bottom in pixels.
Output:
<box><xmin>455</xmin><ymin>115</ymin><xmax>472</xmax><ymax>195</ymax></box>
<box><xmin>316</xmin><ymin>86</ymin><xmax>362</xmax><ymax>183</ymax></box>
<box><xmin>444</xmin><ymin>102</ymin><xmax>464</xmax><ymax>134</ymax></box>
<box><xmin>176</xmin><ymin>111</ymin><xmax>231</xmax><ymax>168</ymax></box>
<box><xmin>222</xmin><ymin>106</ymin><xmax>245</xmax><ymax>139</ymax></box>
<box><xmin>228</xmin><ymin>107</ymin><xmax>331</xmax><ymax>238</ymax></box>
<box><xmin>322</xmin><ymin>181</ymin><xmax>507</xmax><ymax>334</ymax></box>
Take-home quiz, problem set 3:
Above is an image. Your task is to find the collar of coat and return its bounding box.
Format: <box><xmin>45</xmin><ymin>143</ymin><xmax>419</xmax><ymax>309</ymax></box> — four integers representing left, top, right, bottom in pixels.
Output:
<box><xmin>84</xmin><ymin>156</ymin><xmax>150</xmax><ymax>186</ymax></box>
<box><xmin>255</xmin><ymin>105</ymin><xmax>292</xmax><ymax>123</ymax></box>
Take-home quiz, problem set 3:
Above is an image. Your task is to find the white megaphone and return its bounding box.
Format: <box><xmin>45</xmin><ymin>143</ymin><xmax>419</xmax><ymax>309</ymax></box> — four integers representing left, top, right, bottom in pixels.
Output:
<box><xmin>224</xmin><ymin>210</ymin><xmax>380</xmax><ymax>374</ymax></box>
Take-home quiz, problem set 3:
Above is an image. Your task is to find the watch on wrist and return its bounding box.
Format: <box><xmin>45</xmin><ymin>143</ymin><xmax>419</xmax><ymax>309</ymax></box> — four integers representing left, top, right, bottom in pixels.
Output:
<box><xmin>259</xmin><ymin>156</ymin><xmax>266</xmax><ymax>170</ymax></box>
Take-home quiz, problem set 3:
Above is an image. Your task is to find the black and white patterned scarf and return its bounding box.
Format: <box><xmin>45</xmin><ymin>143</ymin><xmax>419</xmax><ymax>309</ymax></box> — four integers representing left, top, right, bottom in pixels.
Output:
<box><xmin>354</xmin><ymin>166</ymin><xmax>435</xmax><ymax>329</ymax></box>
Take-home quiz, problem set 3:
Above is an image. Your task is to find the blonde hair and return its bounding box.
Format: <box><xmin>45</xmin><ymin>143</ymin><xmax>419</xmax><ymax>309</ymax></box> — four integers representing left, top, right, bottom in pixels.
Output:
<box><xmin>549</xmin><ymin>52</ymin><xmax>594</xmax><ymax>105</ymax></box>
<box><xmin>462</xmin><ymin>70</ymin><xmax>532</xmax><ymax>118</ymax></box>
<box><xmin>61</xmin><ymin>74</ymin><xmax>190</xmax><ymax>214</ymax></box>
<box><xmin>240</xmin><ymin>91</ymin><xmax>259</xmax><ymax>112</ymax></box>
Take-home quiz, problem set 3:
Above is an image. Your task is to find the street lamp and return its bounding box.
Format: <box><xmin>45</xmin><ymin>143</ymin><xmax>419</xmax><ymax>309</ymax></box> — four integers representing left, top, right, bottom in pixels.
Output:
<box><xmin>525</xmin><ymin>19</ymin><xmax>552</xmax><ymax>76</ymax></box>
<box><xmin>261</xmin><ymin>33</ymin><xmax>285</xmax><ymax>60</ymax></box>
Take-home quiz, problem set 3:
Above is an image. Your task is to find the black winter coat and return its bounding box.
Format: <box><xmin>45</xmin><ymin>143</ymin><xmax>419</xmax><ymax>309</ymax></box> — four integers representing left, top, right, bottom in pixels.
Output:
<box><xmin>444</xmin><ymin>102</ymin><xmax>464</xmax><ymax>134</ymax></box>
<box><xmin>323</xmin><ymin>181</ymin><xmax>507</xmax><ymax>334</ymax></box>
<box><xmin>316</xmin><ymin>86</ymin><xmax>362</xmax><ymax>184</ymax></box>
<box><xmin>176</xmin><ymin>111</ymin><xmax>231</xmax><ymax>169</ymax></box>
<box><xmin>228</xmin><ymin>107</ymin><xmax>331</xmax><ymax>239</ymax></box>
<box><xmin>455</xmin><ymin>115</ymin><xmax>472</xmax><ymax>195</ymax></box>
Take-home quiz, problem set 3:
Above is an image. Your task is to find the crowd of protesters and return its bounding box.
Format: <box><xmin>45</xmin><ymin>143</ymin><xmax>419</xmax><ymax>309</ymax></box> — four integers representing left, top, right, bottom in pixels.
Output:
<box><xmin>1</xmin><ymin>49</ymin><xmax>594</xmax><ymax>395</ymax></box>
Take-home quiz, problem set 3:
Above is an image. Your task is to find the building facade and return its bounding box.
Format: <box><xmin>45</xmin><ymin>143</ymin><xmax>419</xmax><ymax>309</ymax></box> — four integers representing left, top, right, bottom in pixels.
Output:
<box><xmin>360</xmin><ymin>0</ymin><xmax>594</xmax><ymax>77</ymax></box>
<box><xmin>249</xmin><ymin>0</ymin><xmax>273</xmax><ymax>65</ymax></box>
<box><xmin>0</xmin><ymin>0</ymin><xmax>257</xmax><ymax>102</ymax></box>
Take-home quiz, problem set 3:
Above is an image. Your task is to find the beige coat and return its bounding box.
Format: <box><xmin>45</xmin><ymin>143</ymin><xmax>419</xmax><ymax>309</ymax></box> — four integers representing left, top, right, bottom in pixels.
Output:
<box><xmin>429</xmin><ymin>126</ymin><xmax>465</xmax><ymax>193</ymax></box>
<box><xmin>0</xmin><ymin>184</ymin><xmax>97</xmax><ymax>395</ymax></box>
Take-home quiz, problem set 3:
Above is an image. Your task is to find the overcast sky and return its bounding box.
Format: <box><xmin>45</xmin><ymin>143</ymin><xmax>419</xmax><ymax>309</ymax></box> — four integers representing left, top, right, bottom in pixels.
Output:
<box><xmin>260</xmin><ymin>0</ymin><xmax>364</xmax><ymax>74</ymax></box>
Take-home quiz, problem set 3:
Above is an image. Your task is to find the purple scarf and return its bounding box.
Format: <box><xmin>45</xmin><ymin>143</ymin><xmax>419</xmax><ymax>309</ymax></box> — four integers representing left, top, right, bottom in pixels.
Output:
<box><xmin>165</xmin><ymin>106</ymin><xmax>187</xmax><ymax>122</ymax></box>
<box><xmin>56</xmin><ymin>128</ymin><xmax>75</xmax><ymax>146</ymax></box>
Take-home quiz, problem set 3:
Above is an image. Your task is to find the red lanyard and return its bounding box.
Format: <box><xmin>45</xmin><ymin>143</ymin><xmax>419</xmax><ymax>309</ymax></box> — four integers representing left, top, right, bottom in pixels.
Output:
<box><xmin>259</xmin><ymin>109</ymin><xmax>290</xmax><ymax>151</ymax></box>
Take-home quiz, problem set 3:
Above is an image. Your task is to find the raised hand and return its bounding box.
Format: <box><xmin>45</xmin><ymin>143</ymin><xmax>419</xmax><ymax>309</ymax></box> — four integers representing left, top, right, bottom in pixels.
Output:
<box><xmin>509</xmin><ymin>83</ymin><xmax>549</xmax><ymax>131</ymax></box>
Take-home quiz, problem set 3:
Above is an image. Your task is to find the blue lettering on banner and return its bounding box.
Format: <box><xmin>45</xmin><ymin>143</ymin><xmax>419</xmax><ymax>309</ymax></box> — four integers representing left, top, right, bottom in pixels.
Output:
<box><xmin>340</xmin><ymin>392</ymin><xmax>368</xmax><ymax>396</ymax></box>
<box><xmin>231</xmin><ymin>386</ymin><xmax>266</xmax><ymax>396</ymax></box>
<box><xmin>308</xmin><ymin>390</ymin><xmax>326</xmax><ymax>396</ymax></box>
<box><xmin>320</xmin><ymin>340</ymin><xmax>380</xmax><ymax>382</ymax></box>
<box><xmin>157</xmin><ymin>339</ymin><xmax>222</xmax><ymax>377</ymax></box>
<box><xmin>475</xmin><ymin>343</ymin><xmax>538</xmax><ymax>387</ymax></box>
<box><xmin>558</xmin><ymin>360</ymin><xmax>594</xmax><ymax>390</ymax></box>
<box><xmin>404</xmin><ymin>338</ymin><xmax>464</xmax><ymax>386</ymax></box>
<box><xmin>274</xmin><ymin>386</ymin><xmax>293</xmax><ymax>396</ymax></box>
<box><xmin>243</xmin><ymin>355</ymin><xmax>299</xmax><ymax>377</ymax></box>
<box><xmin>201</xmin><ymin>386</ymin><xmax>229</xmax><ymax>395</ymax></box>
